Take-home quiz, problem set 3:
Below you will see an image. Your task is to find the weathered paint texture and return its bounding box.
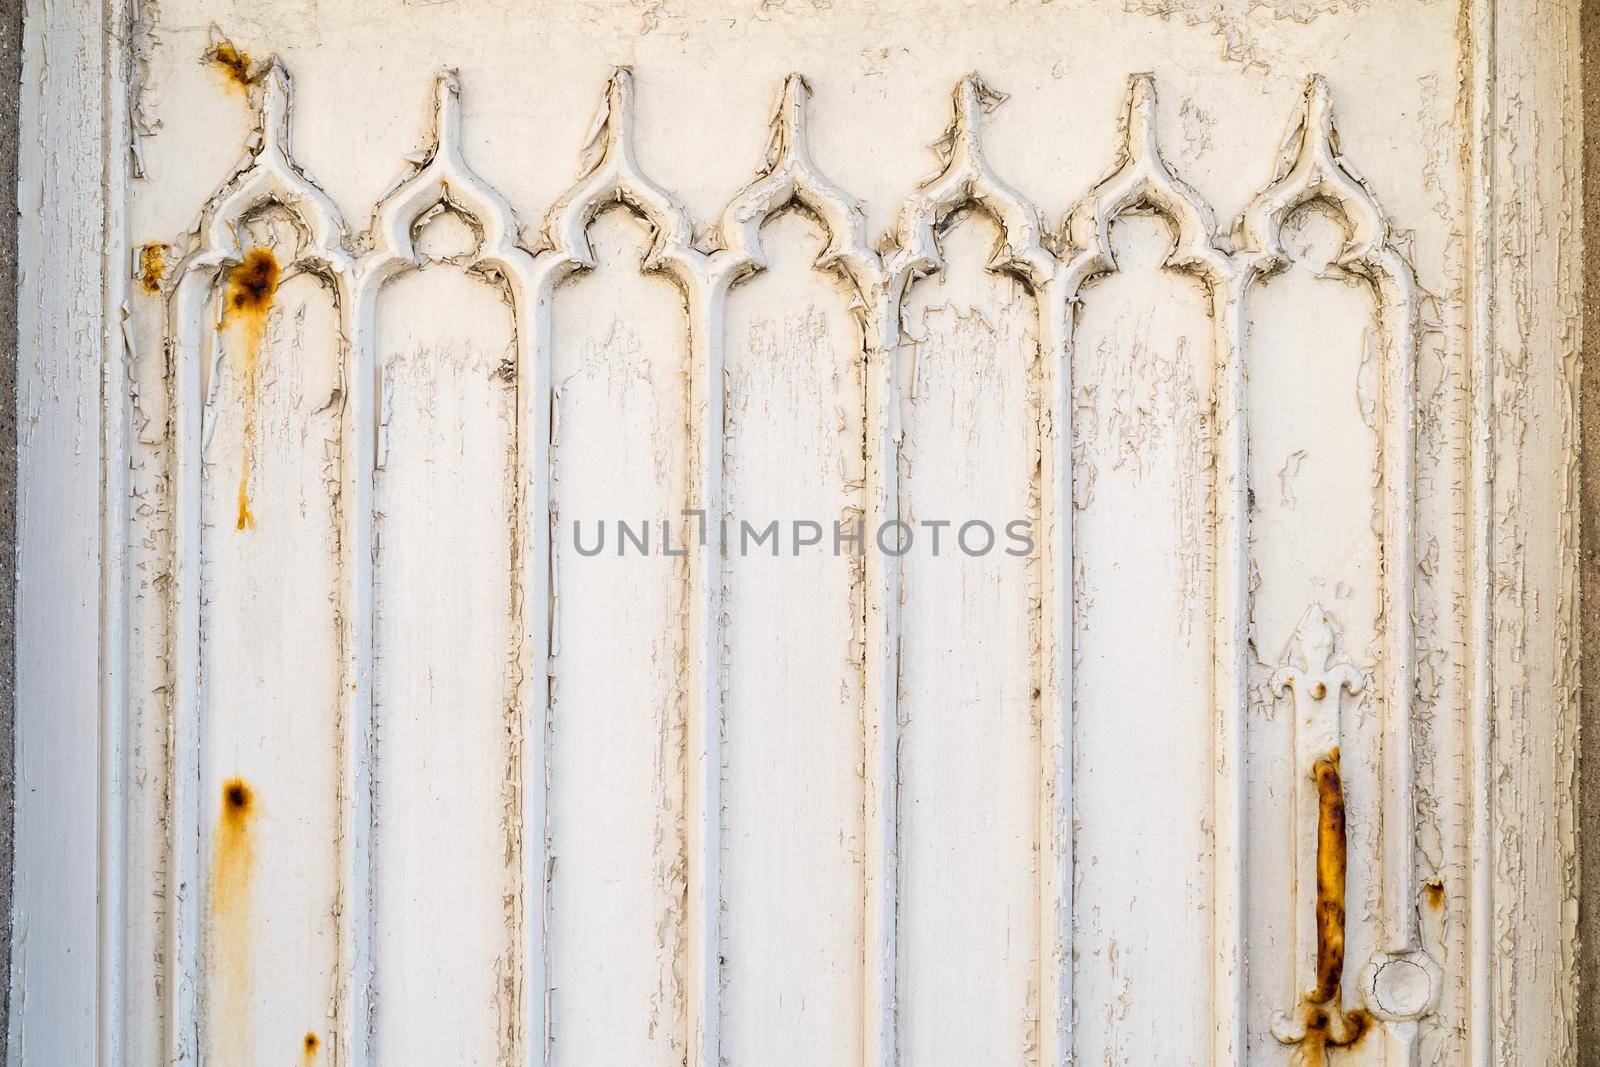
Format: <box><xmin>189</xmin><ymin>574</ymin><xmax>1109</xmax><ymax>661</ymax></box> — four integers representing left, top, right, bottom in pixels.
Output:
<box><xmin>221</xmin><ymin>247</ymin><xmax>279</xmax><ymax>531</ymax></box>
<box><xmin>0</xmin><ymin>0</ymin><xmax>20</xmax><ymax>1058</ymax></box>
<box><xmin>207</xmin><ymin>779</ymin><xmax>257</xmax><ymax>1066</ymax></box>
<box><xmin>5</xmin><ymin>0</ymin><xmax>1588</xmax><ymax>1063</ymax></box>
<box><xmin>1583</xmin><ymin>0</ymin><xmax>1600</xmax><ymax>1058</ymax></box>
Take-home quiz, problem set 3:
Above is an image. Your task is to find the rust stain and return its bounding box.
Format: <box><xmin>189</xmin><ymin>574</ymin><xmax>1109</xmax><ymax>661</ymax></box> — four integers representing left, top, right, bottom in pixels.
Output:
<box><xmin>209</xmin><ymin>778</ymin><xmax>258</xmax><ymax>1064</ymax></box>
<box><xmin>1297</xmin><ymin>1003</ymin><xmax>1373</xmax><ymax>1058</ymax></box>
<box><xmin>137</xmin><ymin>242</ymin><xmax>168</xmax><ymax>295</ymax></box>
<box><xmin>1285</xmin><ymin>749</ymin><xmax>1371</xmax><ymax>1062</ymax></box>
<box><xmin>1424</xmin><ymin>879</ymin><xmax>1446</xmax><ymax>911</ymax></box>
<box><xmin>223</xmin><ymin>249</ymin><xmax>279</xmax><ymax>531</ymax></box>
<box><xmin>301</xmin><ymin>1031</ymin><xmax>320</xmax><ymax>1064</ymax></box>
<box><xmin>208</xmin><ymin>40</ymin><xmax>255</xmax><ymax>89</ymax></box>
<box><xmin>1311</xmin><ymin>749</ymin><xmax>1346</xmax><ymax>1002</ymax></box>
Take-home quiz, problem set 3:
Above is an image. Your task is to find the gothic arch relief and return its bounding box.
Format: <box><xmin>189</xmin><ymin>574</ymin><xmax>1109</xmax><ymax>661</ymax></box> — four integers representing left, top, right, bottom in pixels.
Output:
<box><xmin>138</xmin><ymin>55</ymin><xmax>1441</xmax><ymax>1067</ymax></box>
<box><xmin>1240</xmin><ymin>74</ymin><xmax>1438</xmax><ymax>1060</ymax></box>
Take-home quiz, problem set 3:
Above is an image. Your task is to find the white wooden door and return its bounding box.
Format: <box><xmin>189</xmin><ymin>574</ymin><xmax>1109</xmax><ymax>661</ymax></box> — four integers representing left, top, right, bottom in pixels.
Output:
<box><xmin>11</xmin><ymin>0</ymin><xmax>1583</xmax><ymax>1064</ymax></box>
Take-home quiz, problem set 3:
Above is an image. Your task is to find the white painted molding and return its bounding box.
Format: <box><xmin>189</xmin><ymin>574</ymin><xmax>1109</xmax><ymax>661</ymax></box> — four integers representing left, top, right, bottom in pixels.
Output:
<box><xmin>1240</xmin><ymin>74</ymin><xmax>1435</xmax><ymax>1059</ymax></box>
<box><xmin>715</xmin><ymin>74</ymin><xmax>881</xmax><ymax>302</ymax></box>
<box><xmin>538</xmin><ymin>68</ymin><xmax>724</xmax><ymax>1067</ymax></box>
<box><xmin>7</xmin><ymin>7</ymin><xmax>1585</xmax><ymax>1060</ymax></box>
<box><xmin>160</xmin><ymin>60</ymin><xmax>357</xmax><ymax>1067</ymax></box>
<box><xmin>1060</xmin><ymin>71</ymin><xmax>1250</xmax><ymax>1066</ymax></box>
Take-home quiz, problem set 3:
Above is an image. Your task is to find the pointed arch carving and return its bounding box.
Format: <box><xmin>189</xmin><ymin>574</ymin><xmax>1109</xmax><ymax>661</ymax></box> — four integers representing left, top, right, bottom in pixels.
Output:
<box><xmin>161</xmin><ymin>58</ymin><xmax>358</xmax><ymax>1067</ymax></box>
<box><xmin>715</xmin><ymin>74</ymin><xmax>881</xmax><ymax>300</ymax></box>
<box><xmin>1242</xmin><ymin>75</ymin><xmax>1437</xmax><ymax>1047</ymax></box>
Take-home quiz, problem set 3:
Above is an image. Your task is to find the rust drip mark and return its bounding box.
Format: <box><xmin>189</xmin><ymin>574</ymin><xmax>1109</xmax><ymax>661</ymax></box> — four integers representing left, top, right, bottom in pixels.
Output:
<box><xmin>1424</xmin><ymin>879</ymin><xmax>1445</xmax><ymax>911</ymax></box>
<box><xmin>1298</xmin><ymin>1003</ymin><xmax>1373</xmax><ymax>1060</ymax></box>
<box><xmin>208</xmin><ymin>40</ymin><xmax>255</xmax><ymax>89</ymax></box>
<box><xmin>302</xmin><ymin>1031</ymin><xmax>320</xmax><ymax>1064</ymax></box>
<box><xmin>223</xmin><ymin>249</ymin><xmax>279</xmax><ymax>531</ymax></box>
<box><xmin>1311</xmin><ymin>750</ymin><xmax>1346</xmax><ymax>1002</ymax></box>
<box><xmin>1289</xmin><ymin>749</ymin><xmax>1371</xmax><ymax>1061</ymax></box>
<box><xmin>138</xmin><ymin>242</ymin><xmax>169</xmax><ymax>295</ymax></box>
<box><xmin>209</xmin><ymin>778</ymin><xmax>258</xmax><ymax>1064</ymax></box>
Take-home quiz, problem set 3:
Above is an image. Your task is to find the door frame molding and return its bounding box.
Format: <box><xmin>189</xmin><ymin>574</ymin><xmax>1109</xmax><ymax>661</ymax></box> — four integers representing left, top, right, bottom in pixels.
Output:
<box><xmin>4</xmin><ymin>0</ymin><xmax>1584</xmax><ymax>1062</ymax></box>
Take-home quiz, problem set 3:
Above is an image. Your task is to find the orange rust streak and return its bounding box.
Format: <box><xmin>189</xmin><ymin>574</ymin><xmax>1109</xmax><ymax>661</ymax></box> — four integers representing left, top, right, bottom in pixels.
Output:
<box><xmin>209</xmin><ymin>778</ymin><xmax>258</xmax><ymax>1064</ymax></box>
<box><xmin>1298</xmin><ymin>1004</ymin><xmax>1373</xmax><ymax>1060</ymax></box>
<box><xmin>223</xmin><ymin>249</ymin><xmax>279</xmax><ymax>531</ymax></box>
<box><xmin>1424</xmin><ymin>879</ymin><xmax>1446</xmax><ymax>911</ymax></box>
<box><xmin>1311</xmin><ymin>749</ymin><xmax>1346</xmax><ymax>1005</ymax></box>
<box><xmin>302</xmin><ymin>1031</ymin><xmax>321</xmax><ymax>1064</ymax></box>
<box><xmin>138</xmin><ymin>242</ymin><xmax>168</xmax><ymax>295</ymax></box>
<box><xmin>1290</xmin><ymin>750</ymin><xmax>1369</xmax><ymax>1061</ymax></box>
<box><xmin>209</xmin><ymin>41</ymin><xmax>254</xmax><ymax>89</ymax></box>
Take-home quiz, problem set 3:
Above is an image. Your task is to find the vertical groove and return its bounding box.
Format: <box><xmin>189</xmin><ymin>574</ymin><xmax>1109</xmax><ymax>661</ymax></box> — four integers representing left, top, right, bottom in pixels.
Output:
<box><xmin>517</xmin><ymin>273</ymin><xmax>553</xmax><ymax>1067</ymax></box>
<box><xmin>1037</xmin><ymin>278</ymin><xmax>1073</xmax><ymax>1067</ymax></box>
<box><xmin>99</xmin><ymin>0</ymin><xmax>133</xmax><ymax>1061</ymax></box>
<box><xmin>1380</xmin><ymin>266</ymin><xmax>1421</xmax><ymax>959</ymax></box>
<box><xmin>0</xmin><ymin>0</ymin><xmax>20</xmax><ymax>1057</ymax></box>
<box><xmin>1466</xmin><ymin>0</ymin><xmax>1498</xmax><ymax>1061</ymax></box>
<box><xmin>687</xmin><ymin>280</ymin><xmax>725</xmax><ymax>1067</ymax></box>
<box><xmin>862</xmin><ymin>284</ymin><xmax>902</xmax><ymax>1067</ymax></box>
<box><xmin>165</xmin><ymin>270</ymin><xmax>212</xmax><ymax>1067</ymax></box>
<box><xmin>1211</xmin><ymin>279</ymin><xmax>1249</xmax><ymax>1066</ymax></box>
<box><xmin>337</xmin><ymin>280</ymin><xmax>378</xmax><ymax>1067</ymax></box>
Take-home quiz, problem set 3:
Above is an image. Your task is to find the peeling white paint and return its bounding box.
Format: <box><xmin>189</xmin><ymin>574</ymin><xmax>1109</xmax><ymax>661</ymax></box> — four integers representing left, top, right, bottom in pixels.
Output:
<box><xmin>12</xmin><ymin>1</ymin><xmax>1585</xmax><ymax>1064</ymax></box>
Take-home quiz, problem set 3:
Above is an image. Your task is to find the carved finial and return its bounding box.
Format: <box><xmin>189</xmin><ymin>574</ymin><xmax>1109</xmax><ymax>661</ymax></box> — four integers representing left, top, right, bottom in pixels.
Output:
<box><xmin>885</xmin><ymin>72</ymin><xmax>1048</xmax><ymax>284</ymax></box>
<box><xmin>717</xmin><ymin>73</ymin><xmax>876</xmax><ymax>291</ymax></box>
<box><xmin>1295</xmin><ymin>604</ymin><xmax>1337</xmax><ymax>672</ymax></box>
<box><xmin>1303</xmin><ymin>74</ymin><xmax>1336</xmax><ymax>151</ymax></box>
<box><xmin>258</xmin><ymin>59</ymin><xmax>293</xmax><ymax>159</ymax></box>
<box><xmin>1243</xmin><ymin>74</ymin><xmax>1388</xmax><ymax>271</ymax></box>
<box><xmin>1272</xmin><ymin>604</ymin><xmax>1361</xmax><ymax>687</ymax></box>
<box><xmin>544</xmin><ymin>67</ymin><xmax>697</xmax><ymax>278</ymax></box>
<box><xmin>1062</xmin><ymin>71</ymin><xmax>1226</xmax><ymax>291</ymax></box>
<box><xmin>433</xmin><ymin>68</ymin><xmax>463</xmax><ymax>161</ymax></box>
<box><xmin>937</xmin><ymin>73</ymin><xmax>1004</xmax><ymax>170</ymax></box>
<box><xmin>577</xmin><ymin>67</ymin><xmax>638</xmax><ymax>179</ymax></box>
<box><xmin>1125</xmin><ymin>73</ymin><xmax>1158</xmax><ymax>167</ymax></box>
<box><xmin>763</xmin><ymin>73</ymin><xmax>812</xmax><ymax>176</ymax></box>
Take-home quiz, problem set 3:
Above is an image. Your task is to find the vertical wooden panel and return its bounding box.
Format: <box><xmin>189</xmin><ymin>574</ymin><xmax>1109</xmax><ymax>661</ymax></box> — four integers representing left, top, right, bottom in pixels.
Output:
<box><xmin>896</xmin><ymin>215</ymin><xmax>1040</xmax><ymax>1064</ymax></box>
<box><xmin>720</xmin><ymin>210</ymin><xmax>866</xmax><ymax>1066</ymax></box>
<box><xmin>1244</xmin><ymin>205</ymin><xmax>1383</xmax><ymax>1060</ymax></box>
<box><xmin>198</xmin><ymin>253</ymin><xmax>343</xmax><ymax>1065</ymax></box>
<box><xmin>547</xmin><ymin>209</ymin><xmax>689</xmax><ymax>1066</ymax></box>
<box><xmin>1069</xmin><ymin>215</ymin><xmax>1215</xmax><ymax>1062</ymax></box>
<box><xmin>10</xmin><ymin>1</ymin><xmax>110</xmax><ymax>1060</ymax></box>
<box><xmin>1480</xmin><ymin>2</ymin><xmax>1583</xmax><ymax>1061</ymax></box>
<box><xmin>371</xmin><ymin>242</ymin><xmax>517</xmax><ymax>1063</ymax></box>
<box><xmin>23</xmin><ymin>4</ymin><xmax>1572</xmax><ymax>1056</ymax></box>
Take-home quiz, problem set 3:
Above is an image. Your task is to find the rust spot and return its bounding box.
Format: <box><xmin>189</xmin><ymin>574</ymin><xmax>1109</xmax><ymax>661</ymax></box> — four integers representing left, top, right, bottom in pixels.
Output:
<box><xmin>209</xmin><ymin>778</ymin><xmax>258</xmax><ymax>1064</ymax></box>
<box><xmin>208</xmin><ymin>40</ymin><xmax>255</xmax><ymax>89</ymax></box>
<box><xmin>227</xmin><ymin>249</ymin><xmax>279</xmax><ymax>316</ymax></box>
<box><xmin>1284</xmin><ymin>749</ymin><xmax>1369</xmax><ymax>1061</ymax></box>
<box><xmin>223</xmin><ymin>249</ymin><xmax>279</xmax><ymax>531</ymax></box>
<box><xmin>1298</xmin><ymin>1003</ymin><xmax>1373</xmax><ymax>1056</ymax></box>
<box><xmin>224</xmin><ymin>779</ymin><xmax>252</xmax><ymax>815</ymax></box>
<box><xmin>1424</xmin><ymin>879</ymin><xmax>1446</xmax><ymax>911</ymax></box>
<box><xmin>302</xmin><ymin>1031</ymin><xmax>320</xmax><ymax>1063</ymax></box>
<box><xmin>138</xmin><ymin>242</ymin><xmax>169</xmax><ymax>295</ymax></box>
<box><xmin>1311</xmin><ymin>749</ymin><xmax>1346</xmax><ymax>1003</ymax></box>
